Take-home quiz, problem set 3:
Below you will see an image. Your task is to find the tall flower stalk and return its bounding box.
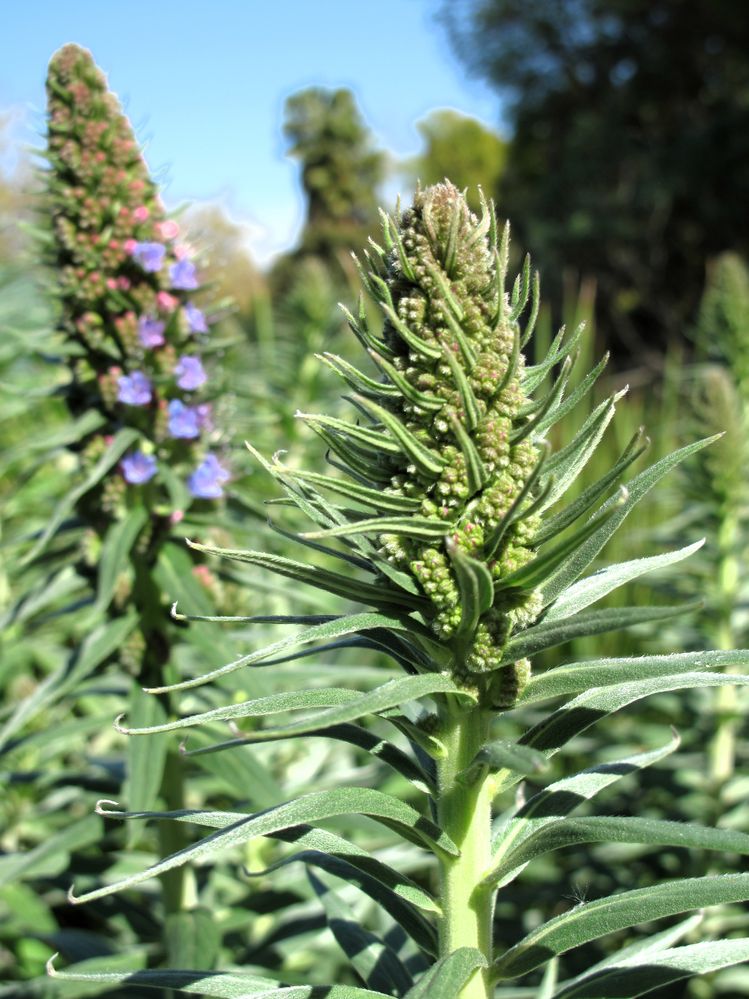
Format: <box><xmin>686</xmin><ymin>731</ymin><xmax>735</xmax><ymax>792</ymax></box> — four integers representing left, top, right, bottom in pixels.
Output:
<box><xmin>53</xmin><ymin>185</ymin><xmax>749</xmax><ymax>998</ymax></box>
<box><xmin>42</xmin><ymin>42</ymin><xmax>229</xmax><ymax>958</ymax></box>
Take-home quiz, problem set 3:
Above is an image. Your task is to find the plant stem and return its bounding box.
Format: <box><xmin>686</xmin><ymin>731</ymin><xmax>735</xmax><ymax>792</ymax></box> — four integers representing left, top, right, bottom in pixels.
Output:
<box><xmin>709</xmin><ymin>513</ymin><xmax>739</xmax><ymax>787</ymax></box>
<box><xmin>436</xmin><ymin>700</ymin><xmax>494</xmax><ymax>999</ymax></box>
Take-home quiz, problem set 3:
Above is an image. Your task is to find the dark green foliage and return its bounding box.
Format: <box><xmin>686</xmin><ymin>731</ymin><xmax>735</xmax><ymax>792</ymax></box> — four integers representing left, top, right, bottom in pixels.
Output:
<box><xmin>440</xmin><ymin>0</ymin><xmax>749</xmax><ymax>356</ymax></box>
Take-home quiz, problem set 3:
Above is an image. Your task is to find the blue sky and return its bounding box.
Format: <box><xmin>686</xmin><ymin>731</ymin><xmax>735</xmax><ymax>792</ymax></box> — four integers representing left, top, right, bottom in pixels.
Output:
<box><xmin>1</xmin><ymin>1</ymin><xmax>501</xmax><ymax>263</ymax></box>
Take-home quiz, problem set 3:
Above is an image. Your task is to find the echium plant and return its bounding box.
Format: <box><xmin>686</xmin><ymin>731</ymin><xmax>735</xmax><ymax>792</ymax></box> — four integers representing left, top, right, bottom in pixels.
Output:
<box><xmin>43</xmin><ymin>43</ymin><xmax>230</xmax><ymax>679</ymax></box>
<box><xmin>54</xmin><ymin>184</ymin><xmax>749</xmax><ymax>998</ymax></box>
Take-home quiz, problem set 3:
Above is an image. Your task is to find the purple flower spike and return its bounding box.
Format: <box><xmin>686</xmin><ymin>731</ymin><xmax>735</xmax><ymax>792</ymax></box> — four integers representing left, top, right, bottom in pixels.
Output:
<box><xmin>138</xmin><ymin>315</ymin><xmax>166</xmax><ymax>348</ymax></box>
<box><xmin>167</xmin><ymin>399</ymin><xmax>201</xmax><ymax>439</ymax></box>
<box><xmin>188</xmin><ymin>453</ymin><xmax>230</xmax><ymax>499</ymax></box>
<box><xmin>169</xmin><ymin>258</ymin><xmax>198</xmax><ymax>290</ymax></box>
<box><xmin>117</xmin><ymin>370</ymin><xmax>152</xmax><ymax>406</ymax></box>
<box><xmin>121</xmin><ymin>451</ymin><xmax>157</xmax><ymax>484</ymax></box>
<box><xmin>184</xmin><ymin>301</ymin><xmax>208</xmax><ymax>333</ymax></box>
<box><xmin>131</xmin><ymin>241</ymin><xmax>166</xmax><ymax>272</ymax></box>
<box><xmin>174</xmin><ymin>355</ymin><xmax>207</xmax><ymax>390</ymax></box>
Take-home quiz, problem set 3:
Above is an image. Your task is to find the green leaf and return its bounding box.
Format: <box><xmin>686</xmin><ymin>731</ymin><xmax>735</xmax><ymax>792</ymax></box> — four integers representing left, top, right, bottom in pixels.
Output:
<box><xmin>491</xmin><ymin>815</ymin><xmax>749</xmax><ymax>887</ymax></box>
<box><xmin>94</xmin><ymin>505</ymin><xmax>148</xmax><ymax>612</ymax></box>
<box><xmin>494</xmin><ymin>874</ymin><xmax>749</xmax><ymax>980</ymax></box>
<box><xmin>302</xmin><ymin>515</ymin><xmax>452</xmax><ymax>542</ymax></box>
<box><xmin>543</xmin><ymin>540</ymin><xmax>704</xmax><ymax>622</ymax></box>
<box><xmin>517</xmin><ymin>648</ymin><xmax>745</xmax><ymax>704</ymax></box>
<box><xmin>353</xmin><ymin>394</ymin><xmax>446</xmax><ymax>476</ymax></box>
<box><xmin>165</xmin><ymin>909</ymin><xmax>220</xmax><ymax>971</ymax></box>
<box><xmin>551</xmin><ymin>939</ymin><xmax>749</xmax><ymax>998</ymax></box>
<box><xmin>70</xmin><ymin>787</ymin><xmax>458</xmax><ymax>903</ymax></box>
<box><xmin>47</xmin><ymin>957</ymin><xmax>391</xmax><ymax>998</ymax></box>
<box><xmin>504</xmin><ymin>604</ymin><xmax>695</xmax><ymax>666</ymax></box>
<box><xmin>521</xmin><ymin>671</ymin><xmax>749</xmax><ymax>753</ymax></box>
<box><xmin>0</xmin><ymin>815</ymin><xmax>101</xmax><ymax>887</ymax></box>
<box><xmin>22</xmin><ymin>427</ymin><xmax>139</xmax><ymax>564</ymax></box>
<box><xmin>402</xmin><ymin>948</ymin><xmax>487</xmax><ymax>998</ymax></box>
<box><xmin>486</xmin><ymin>734</ymin><xmax>680</xmax><ymax>887</ymax></box>
<box><xmin>186</xmin><ymin>542</ymin><xmax>428</xmax><ymax>613</ymax></box>
<box><xmin>539</xmin><ymin>435</ymin><xmax>719</xmax><ymax>607</ymax></box>
<box><xmin>446</xmin><ymin>539</ymin><xmax>495</xmax><ymax>642</ymax></box>
<box><xmin>142</xmin><ymin>612</ymin><xmax>432</xmax><ymax>693</ymax></box>
<box><xmin>308</xmin><ymin>870</ymin><xmax>415</xmax><ymax>994</ymax></box>
<box><xmin>124</xmin><ymin>682</ymin><xmax>169</xmax><ymax>838</ymax></box>
<box><xmin>123</xmin><ymin>675</ymin><xmax>465</xmax><ymax>738</ymax></box>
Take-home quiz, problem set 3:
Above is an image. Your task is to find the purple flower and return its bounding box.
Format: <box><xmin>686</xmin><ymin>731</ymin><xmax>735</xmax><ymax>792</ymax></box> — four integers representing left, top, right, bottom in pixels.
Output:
<box><xmin>131</xmin><ymin>241</ymin><xmax>166</xmax><ymax>272</ymax></box>
<box><xmin>138</xmin><ymin>315</ymin><xmax>166</xmax><ymax>348</ymax></box>
<box><xmin>184</xmin><ymin>301</ymin><xmax>208</xmax><ymax>333</ymax></box>
<box><xmin>167</xmin><ymin>399</ymin><xmax>201</xmax><ymax>439</ymax></box>
<box><xmin>117</xmin><ymin>370</ymin><xmax>152</xmax><ymax>406</ymax></box>
<box><xmin>174</xmin><ymin>355</ymin><xmax>207</xmax><ymax>390</ymax></box>
<box><xmin>121</xmin><ymin>451</ymin><xmax>157</xmax><ymax>484</ymax></box>
<box><xmin>169</xmin><ymin>259</ymin><xmax>198</xmax><ymax>290</ymax></box>
<box><xmin>188</xmin><ymin>454</ymin><xmax>230</xmax><ymax>499</ymax></box>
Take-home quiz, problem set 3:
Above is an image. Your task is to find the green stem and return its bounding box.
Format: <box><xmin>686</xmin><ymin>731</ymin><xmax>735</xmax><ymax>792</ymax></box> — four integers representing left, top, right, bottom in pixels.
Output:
<box><xmin>709</xmin><ymin>514</ymin><xmax>739</xmax><ymax>787</ymax></box>
<box><xmin>436</xmin><ymin>700</ymin><xmax>494</xmax><ymax>999</ymax></box>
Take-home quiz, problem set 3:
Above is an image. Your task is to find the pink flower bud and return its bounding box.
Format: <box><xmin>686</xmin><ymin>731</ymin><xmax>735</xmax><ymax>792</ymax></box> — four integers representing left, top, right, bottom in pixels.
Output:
<box><xmin>106</xmin><ymin>278</ymin><xmax>118</xmax><ymax>290</ymax></box>
<box><xmin>170</xmin><ymin>509</ymin><xmax>185</xmax><ymax>524</ymax></box>
<box><xmin>123</xmin><ymin>238</ymin><xmax>137</xmax><ymax>254</ymax></box>
<box><xmin>133</xmin><ymin>205</ymin><xmax>150</xmax><ymax>222</ymax></box>
<box><xmin>157</xmin><ymin>291</ymin><xmax>178</xmax><ymax>312</ymax></box>
<box><xmin>157</xmin><ymin>220</ymin><xmax>180</xmax><ymax>240</ymax></box>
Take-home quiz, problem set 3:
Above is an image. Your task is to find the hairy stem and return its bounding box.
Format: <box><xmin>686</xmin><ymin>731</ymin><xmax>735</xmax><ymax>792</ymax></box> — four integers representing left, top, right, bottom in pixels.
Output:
<box><xmin>709</xmin><ymin>513</ymin><xmax>740</xmax><ymax>786</ymax></box>
<box><xmin>436</xmin><ymin>700</ymin><xmax>494</xmax><ymax>998</ymax></box>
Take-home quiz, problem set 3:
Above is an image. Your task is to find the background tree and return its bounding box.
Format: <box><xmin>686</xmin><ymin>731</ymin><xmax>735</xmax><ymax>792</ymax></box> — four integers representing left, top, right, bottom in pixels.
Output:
<box><xmin>271</xmin><ymin>86</ymin><xmax>385</xmax><ymax>293</ymax></box>
<box><xmin>404</xmin><ymin>109</ymin><xmax>507</xmax><ymax>214</ymax></box>
<box><xmin>440</xmin><ymin>0</ymin><xmax>749</xmax><ymax>359</ymax></box>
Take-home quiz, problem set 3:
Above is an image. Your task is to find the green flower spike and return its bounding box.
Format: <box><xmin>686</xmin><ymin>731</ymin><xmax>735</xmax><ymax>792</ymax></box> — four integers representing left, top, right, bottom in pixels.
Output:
<box><xmin>68</xmin><ymin>183</ymin><xmax>749</xmax><ymax>999</ymax></box>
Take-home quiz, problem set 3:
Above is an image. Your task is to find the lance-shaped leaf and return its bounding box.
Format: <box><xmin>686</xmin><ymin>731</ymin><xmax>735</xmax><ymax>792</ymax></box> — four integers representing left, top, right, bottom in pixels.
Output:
<box><xmin>446</xmin><ymin>539</ymin><xmax>494</xmax><ymax>642</ymax></box>
<box><xmin>381</xmin><ymin>302</ymin><xmax>442</xmax><ymax>360</ymax></box>
<box><xmin>352</xmin><ymin>394</ymin><xmax>446</xmax><ymax>477</ymax></box>
<box><xmin>522</xmin><ymin>323</ymin><xmax>583</xmax><ymax>393</ymax></box>
<box><xmin>368</xmin><ymin>349</ymin><xmax>445</xmax><ymax>411</ymax></box>
<box><xmin>47</xmin><ymin>956</ymin><xmax>392</xmax><ymax>998</ymax></box>
<box><xmin>70</xmin><ymin>786</ymin><xmax>459</xmax><ymax>904</ymax></box>
<box><xmin>277</xmin><ymin>465</ymin><xmax>421</xmax><ymax>513</ymax></box>
<box><xmin>122</xmin><ymin>674</ymin><xmax>466</xmax><ymax>739</ymax></box>
<box><xmin>489</xmin><ymin>814</ymin><xmax>749</xmax><ymax>887</ymax></box>
<box><xmin>449</xmin><ymin>411</ymin><xmax>489</xmax><ymax>493</ymax></box>
<box><xmin>552</xmin><ymin>938</ymin><xmax>749</xmax><ymax>999</ymax></box>
<box><xmin>319</xmin><ymin>351</ymin><xmax>400</xmax><ymax>400</ymax></box>
<box><xmin>308</xmin><ymin>870</ymin><xmax>416</xmax><ymax>994</ymax></box>
<box><xmin>302</xmin><ymin>515</ymin><xmax>453</xmax><ymax>542</ymax></box>
<box><xmin>297</xmin><ymin>410</ymin><xmax>401</xmax><ymax>456</ymax></box>
<box><xmin>543</xmin><ymin>539</ymin><xmax>705</xmax><ymax>623</ymax></box>
<box><xmin>142</xmin><ymin>611</ymin><xmax>431</xmax><ymax>694</ymax></box>
<box><xmin>486</xmin><ymin>734</ymin><xmax>681</xmax><ymax>887</ymax></box>
<box><xmin>493</xmin><ymin>873</ymin><xmax>749</xmax><ymax>980</ymax></box>
<box><xmin>503</xmin><ymin>603</ymin><xmax>696</xmax><ymax>667</ymax></box>
<box><xmin>516</xmin><ymin>648</ymin><xmax>746</xmax><ymax>704</ymax></box>
<box><xmin>340</xmin><ymin>298</ymin><xmax>394</xmax><ymax>357</ymax></box>
<box><xmin>186</xmin><ymin>543</ymin><xmax>428</xmax><ymax>612</ymax></box>
<box><xmin>534</xmin><ymin>352</ymin><xmax>609</xmax><ymax>438</ymax></box>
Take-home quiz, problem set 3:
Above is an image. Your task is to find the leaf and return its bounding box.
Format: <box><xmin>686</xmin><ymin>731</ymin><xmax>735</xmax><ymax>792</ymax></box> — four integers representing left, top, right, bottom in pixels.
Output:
<box><xmin>124</xmin><ymin>682</ymin><xmax>169</xmax><ymax>838</ymax></box>
<box><xmin>402</xmin><ymin>948</ymin><xmax>487</xmax><ymax>998</ymax></box>
<box><xmin>485</xmin><ymin>734</ymin><xmax>681</xmax><ymax>888</ymax></box>
<box><xmin>308</xmin><ymin>870</ymin><xmax>415</xmax><ymax>994</ymax></box>
<box><xmin>0</xmin><ymin>815</ymin><xmax>101</xmax><ymax>887</ymax></box>
<box><xmin>551</xmin><ymin>940</ymin><xmax>749</xmax><ymax>998</ymax></box>
<box><xmin>47</xmin><ymin>956</ymin><xmax>392</xmax><ymax>997</ymax></box>
<box><xmin>542</xmin><ymin>540</ymin><xmax>705</xmax><ymax>622</ymax></box>
<box><xmin>504</xmin><ymin>603</ymin><xmax>694</xmax><ymax>665</ymax></box>
<box><xmin>303</xmin><ymin>515</ymin><xmax>452</xmax><ymax>542</ymax></box>
<box><xmin>70</xmin><ymin>787</ymin><xmax>458</xmax><ymax>903</ymax></box>
<box><xmin>517</xmin><ymin>649</ymin><xmax>747</xmax><ymax>704</ymax></box>
<box><xmin>186</xmin><ymin>542</ymin><xmax>428</xmax><ymax>613</ymax></box>
<box><xmin>446</xmin><ymin>538</ymin><xmax>495</xmax><ymax>642</ymax></box>
<box><xmin>142</xmin><ymin>614</ymin><xmax>436</xmax><ymax>694</ymax></box>
<box><xmin>490</xmin><ymin>815</ymin><xmax>749</xmax><ymax>887</ymax></box>
<box><xmin>539</xmin><ymin>435</ymin><xmax>719</xmax><ymax>607</ymax></box>
<box><xmin>494</xmin><ymin>874</ymin><xmax>749</xmax><ymax>980</ymax></box>
<box><xmin>165</xmin><ymin>909</ymin><xmax>220</xmax><ymax>971</ymax></box>
<box><xmin>94</xmin><ymin>505</ymin><xmax>148</xmax><ymax>611</ymax></box>
<box><xmin>520</xmin><ymin>671</ymin><xmax>749</xmax><ymax>753</ymax></box>
<box><xmin>22</xmin><ymin>427</ymin><xmax>139</xmax><ymax>564</ymax></box>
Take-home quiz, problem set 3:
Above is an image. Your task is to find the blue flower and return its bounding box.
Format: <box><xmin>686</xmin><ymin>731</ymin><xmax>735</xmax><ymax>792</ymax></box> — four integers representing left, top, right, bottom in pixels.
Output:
<box><xmin>188</xmin><ymin>454</ymin><xmax>230</xmax><ymax>499</ymax></box>
<box><xmin>117</xmin><ymin>370</ymin><xmax>152</xmax><ymax>406</ymax></box>
<box><xmin>170</xmin><ymin>259</ymin><xmax>198</xmax><ymax>290</ymax></box>
<box><xmin>121</xmin><ymin>451</ymin><xmax>157</xmax><ymax>484</ymax></box>
<box><xmin>131</xmin><ymin>241</ymin><xmax>166</xmax><ymax>272</ymax></box>
<box><xmin>184</xmin><ymin>301</ymin><xmax>208</xmax><ymax>333</ymax></box>
<box><xmin>167</xmin><ymin>399</ymin><xmax>201</xmax><ymax>439</ymax></box>
<box><xmin>138</xmin><ymin>315</ymin><xmax>166</xmax><ymax>348</ymax></box>
<box><xmin>174</xmin><ymin>355</ymin><xmax>207</xmax><ymax>390</ymax></box>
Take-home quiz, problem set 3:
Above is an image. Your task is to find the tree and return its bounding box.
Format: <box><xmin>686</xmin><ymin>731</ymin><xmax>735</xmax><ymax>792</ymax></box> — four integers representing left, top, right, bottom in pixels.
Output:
<box><xmin>440</xmin><ymin>0</ymin><xmax>749</xmax><ymax>357</ymax></box>
<box><xmin>272</xmin><ymin>87</ymin><xmax>385</xmax><ymax>293</ymax></box>
<box><xmin>404</xmin><ymin>109</ymin><xmax>508</xmax><ymax>213</ymax></box>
